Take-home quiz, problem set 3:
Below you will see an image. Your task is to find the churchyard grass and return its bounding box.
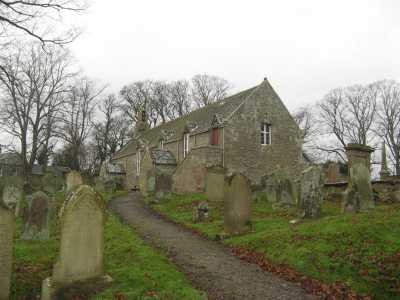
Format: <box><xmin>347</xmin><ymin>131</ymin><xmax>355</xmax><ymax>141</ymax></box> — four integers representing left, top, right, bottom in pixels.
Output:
<box><xmin>151</xmin><ymin>194</ymin><xmax>400</xmax><ymax>299</ymax></box>
<box><xmin>11</xmin><ymin>190</ymin><xmax>206</xmax><ymax>299</ymax></box>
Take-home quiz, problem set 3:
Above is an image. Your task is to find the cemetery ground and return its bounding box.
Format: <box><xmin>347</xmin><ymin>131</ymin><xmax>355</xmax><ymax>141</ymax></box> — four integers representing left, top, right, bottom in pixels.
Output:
<box><xmin>150</xmin><ymin>194</ymin><xmax>400</xmax><ymax>300</ymax></box>
<box><xmin>10</xmin><ymin>191</ymin><xmax>206</xmax><ymax>299</ymax></box>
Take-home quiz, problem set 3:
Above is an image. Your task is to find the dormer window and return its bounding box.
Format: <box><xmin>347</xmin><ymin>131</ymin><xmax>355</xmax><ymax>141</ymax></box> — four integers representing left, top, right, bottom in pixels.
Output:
<box><xmin>183</xmin><ymin>133</ymin><xmax>190</xmax><ymax>157</ymax></box>
<box><xmin>160</xmin><ymin>139</ymin><xmax>164</xmax><ymax>149</ymax></box>
<box><xmin>261</xmin><ymin>123</ymin><xmax>271</xmax><ymax>145</ymax></box>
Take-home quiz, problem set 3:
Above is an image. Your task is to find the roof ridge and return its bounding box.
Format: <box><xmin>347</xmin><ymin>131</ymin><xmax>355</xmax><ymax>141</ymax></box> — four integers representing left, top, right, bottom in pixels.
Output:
<box><xmin>224</xmin><ymin>83</ymin><xmax>263</xmax><ymax>122</ymax></box>
<box><xmin>141</xmin><ymin>84</ymin><xmax>260</xmax><ymax>135</ymax></box>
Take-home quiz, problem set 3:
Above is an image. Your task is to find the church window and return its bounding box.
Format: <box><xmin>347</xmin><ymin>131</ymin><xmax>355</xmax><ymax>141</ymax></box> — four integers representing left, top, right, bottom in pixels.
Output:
<box><xmin>261</xmin><ymin>123</ymin><xmax>271</xmax><ymax>145</ymax></box>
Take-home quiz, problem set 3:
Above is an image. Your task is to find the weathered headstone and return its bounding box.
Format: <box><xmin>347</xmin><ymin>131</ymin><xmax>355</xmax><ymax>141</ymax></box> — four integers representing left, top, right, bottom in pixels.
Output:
<box><xmin>205</xmin><ymin>167</ymin><xmax>225</xmax><ymax>202</ymax></box>
<box><xmin>224</xmin><ymin>173</ymin><xmax>252</xmax><ymax>235</ymax></box>
<box><xmin>343</xmin><ymin>163</ymin><xmax>375</xmax><ymax>213</ymax></box>
<box><xmin>41</xmin><ymin>185</ymin><xmax>108</xmax><ymax>299</ymax></box>
<box><xmin>66</xmin><ymin>171</ymin><xmax>83</xmax><ymax>192</ymax></box>
<box><xmin>342</xmin><ymin>144</ymin><xmax>375</xmax><ymax>213</ymax></box>
<box><xmin>300</xmin><ymin>166</ymin><xmax>324</xmax><ymax>219</ymax></box>
<box><xmin>2</xmin><ymin>184</ymin><xmax>22</xmax><ymax>212</ymax></box>
<box><xmin>193</xmin><ymin>202</ymin><xmax>209</xmax><ymax>223</ymax></box>
<box><xmin>0</xmin><ymin>200</ymin><xmax>14</xmax><ymax>300</ymax></box>
<box><xmin>265</xmin><ymin>169</ymin><xmax>296</xmax><ymax>209</ymax></box>
<box><xmin>21</xmin><ymin>191</ymin><xmax>50</xmax><ymax>240</ymax></box>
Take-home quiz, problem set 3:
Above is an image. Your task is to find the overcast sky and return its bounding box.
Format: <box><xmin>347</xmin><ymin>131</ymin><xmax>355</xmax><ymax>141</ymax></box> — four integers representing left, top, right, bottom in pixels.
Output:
<box><xmin>69</xmin><ymin>0</ymin><xmax>400</xmax><ymax>112</ymax></box>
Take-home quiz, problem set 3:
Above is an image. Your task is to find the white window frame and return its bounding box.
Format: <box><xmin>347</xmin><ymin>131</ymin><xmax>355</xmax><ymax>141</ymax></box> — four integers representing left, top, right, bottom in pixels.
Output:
<box><xmin>261</xmin><ymin>123</ymin><xmax>271</xmax><ymax>145</ymax></box>
<box><xmin>136</xmin><ymin>151</ymin><xmax>141</xmax><ymax>175</ymax></box>
<box><xmin>183</xmin><ymin>133</ymin><xmax>190</xmax><ymax>158</ymax></box>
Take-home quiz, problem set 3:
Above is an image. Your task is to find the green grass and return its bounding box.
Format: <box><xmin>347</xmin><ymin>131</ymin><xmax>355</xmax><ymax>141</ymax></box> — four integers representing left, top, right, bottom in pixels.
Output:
<box><xmin>152</xmin><ymin>194</ymin><xmax>400</xmax><ymax>299</ymax></box>
<box><xmin>11</xmin><ymin>190</ymin><xmax>206</xmax><ymax>300</ymax></box>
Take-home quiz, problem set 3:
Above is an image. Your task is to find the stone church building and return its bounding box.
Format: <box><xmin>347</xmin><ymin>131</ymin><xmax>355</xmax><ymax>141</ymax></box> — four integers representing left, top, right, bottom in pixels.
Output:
<box><xmin>112</xmin><ymin>78</ymin><xmax>304</xmax><ymax>194</ymax></box>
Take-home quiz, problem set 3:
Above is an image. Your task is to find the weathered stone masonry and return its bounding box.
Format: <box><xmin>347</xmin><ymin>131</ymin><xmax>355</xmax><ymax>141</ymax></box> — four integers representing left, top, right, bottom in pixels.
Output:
<box><xmin>112</xmin><ymin>79</ymin><xmax>304</xmax><ymax>193</ymax></box>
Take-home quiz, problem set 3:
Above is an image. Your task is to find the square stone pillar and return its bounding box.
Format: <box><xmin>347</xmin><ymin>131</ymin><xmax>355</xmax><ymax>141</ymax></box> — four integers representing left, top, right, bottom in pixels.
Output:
<box><xmin>345</xmin><ymin>143</ymin><xmax>374</xmax><ymax>175</ymax></box>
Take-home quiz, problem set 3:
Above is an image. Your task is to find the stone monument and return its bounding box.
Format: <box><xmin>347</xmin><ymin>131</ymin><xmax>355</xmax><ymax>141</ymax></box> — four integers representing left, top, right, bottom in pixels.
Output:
<box><xmin>343</xmin><ymin>144</ymin><xmax>375</xmax><ymax>213</ymax></box>
<box><xmin>224</xmin><ymin>173</ymin><xmax>252</xmax><ymax>235</ymax></box>
<box><xmin>300</xmin><ymin>166</ymin><xmax>324</xmax><ymax>218</ymax></box>
<box><xmin>41</xmin><ymin>185</ymin><xmax>110</xmax><ymax>299</ymax></box>
<box><xmin>21</xmin><ymin>191</ymin><xmax>50</xmax><ymax>240</ymax></box>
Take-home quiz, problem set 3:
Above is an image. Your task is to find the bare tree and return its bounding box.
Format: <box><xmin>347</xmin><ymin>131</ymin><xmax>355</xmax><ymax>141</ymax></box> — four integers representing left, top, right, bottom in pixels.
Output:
<box><xmin>317</xmin><ymin>84</ymin><xmax>378</xmax><ymax>160</ymax></box>
<box><xmin>345</xmin><ymin>84</ymin><xmax>377</xmax><ymax>145</ymax></box>
<box><xmin>58</xmin><ymin>77</ymin><xmax>105</xmax><ymax>170</ymax></box>
<box><xmin>375</xmin><ymin>80</ymin><xmax>400</xmax><ymax>175</ymax></box>
<box><xmin>169</xmin><ymin>79</ymin><xmax>192</xmax><ymax>118</ymax></box>
<box><xmin>151</xmin><ymin>80</ymin><xmax>170</xmax><ymax>124</ymax></box>
<box><xmin>0</xmin><ymin>43</ymin><xmax>73</xmax><ymax>179</ymax></box>
<box><xmin>120</xmin><ymin>80</ymin><xmax>154</xmax><ymax>126</ymax></box>
<box><xmin>0</xmin><ymin>0</ymin><xmax>87</xmax><ymax>45</ymax></box>
<box><xmin>92</xmin><ymin>94</ymin><xmax>129</xmax><ymax>168</ymax></box>
<box><xmin>191</xmin><ymin>74</ymin><xmax>231</xmax><ymax>107</ymax></box>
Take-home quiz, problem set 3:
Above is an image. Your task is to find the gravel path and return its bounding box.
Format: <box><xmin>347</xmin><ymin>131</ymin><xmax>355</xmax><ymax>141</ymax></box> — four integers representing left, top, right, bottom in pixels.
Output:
<box><xmin>109</xmin><ymin>192</ymin><xmax>315</xmax><ymax>300</ymax></box>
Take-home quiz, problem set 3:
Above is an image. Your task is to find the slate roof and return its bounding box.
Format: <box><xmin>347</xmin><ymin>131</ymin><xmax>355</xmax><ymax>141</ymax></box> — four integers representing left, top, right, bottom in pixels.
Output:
<box><xmin>150</xmin><ymin>149</ymin><xmax>177</xmax><ymax>165</ymax></box>
<box><xmin>113</xmin><ymin>85</ymin><xmax>259</xmax><ymax>159</ymax></box>
<box><xmin>105</xmin><ymin>162</ymin><xmax>126</xmax><ymax>174</ymax></box>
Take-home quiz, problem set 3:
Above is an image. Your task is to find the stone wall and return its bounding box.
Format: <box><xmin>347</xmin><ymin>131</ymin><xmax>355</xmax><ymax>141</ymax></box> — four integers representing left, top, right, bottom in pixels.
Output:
<box><xmin>113</xmin><ymin>155</ymin><xmax>138</xmax><ymax>190</ymax></box>
<box><xmin>224</xmin><ymin>81</ymin><xmax>304</xmax><ymax>185</ymax></box>
<box><xmin>324</xmin><ymin>180</ymin><xmax>400</xmax><ymax>201</ymax></box>
<box><xmin>172</xmin><ymin>146</ymin><xmax>222</xmax><ymax>194</ymax></box>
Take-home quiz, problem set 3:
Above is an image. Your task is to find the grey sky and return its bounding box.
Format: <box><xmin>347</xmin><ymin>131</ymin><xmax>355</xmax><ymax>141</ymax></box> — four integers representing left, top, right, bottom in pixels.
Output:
<box><xmin>70</xmin><ymin>0</ymin><xmax>400</xmax><ymax>111</ymax></box>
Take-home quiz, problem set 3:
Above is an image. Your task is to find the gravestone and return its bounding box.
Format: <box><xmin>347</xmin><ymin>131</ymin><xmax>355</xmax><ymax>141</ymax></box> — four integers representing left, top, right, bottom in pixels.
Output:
<box><xmin>300</xmin><ymin>166</ymin><xmax>324</xmax><ymax>219</ymax></box>
<box><xmin>343</xmin><ymin>163</ymin><xmax>375</xmax><ymax>213</ymax></box>
<box><xmin>66</xmin><ymin>171</ymin><xmax>83</xmax><ymax>192</ymax></box>
<box><xmin>21</xmin><ymin>191</ymin><xmax>50</xmax><ymax>240</ymax></box>
<box><xmin>342</xmin><ymin>144</ymin><xmax>375</xmax><ymax>213</ymax></box>
<box><xmin>266</xmin><ymin>170</ymin><xmax>296</xmax><ymax>209</ymax></box>
<box><xmin>2</xmin><ymin>184</ymin><xmax>22</xmax><ymax>212</ymax></box>
<box><xmin>224</xmin><ymin>173</ymin><xmax>252</xmax><ymax>235</ymax></box>
<box><xmin>205</xmin><ymin>167</ymin><xmax>225</xmax><ymax>202</ymax></box>
<box><xmin>42</xmin><ymin>185</ymin><xmax>108</xmax><ymax>300</ymax></box>
<box><xmin>192</xmin><ymin>202</ymin><xmax>209</xmax><ymax>223</ymax></box>
<box><xmin>0</xmin><ymin>200</ymin><xmax>14</xmax><ymax>300</ymax></box>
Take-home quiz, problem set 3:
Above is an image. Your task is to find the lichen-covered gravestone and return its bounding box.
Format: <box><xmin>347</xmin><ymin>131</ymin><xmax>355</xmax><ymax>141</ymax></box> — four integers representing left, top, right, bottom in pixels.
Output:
<box><xmin>21</xmin><ymin>191</ymin><xmax>50</xmax><ymax>240</ymax></box>
<box><xmin>2</xmin><ymin>184</ymin><xmax>22</xmax><ymax>213</ymax></box>
<box><xmin>66</xmin><ymin>171</ymin><xmax>83</xmax><ymax>192</ymax></box>
<box><xmin>343</xmin><ymin>163</ymin><xmax>375</xmax><ymax>213</ymax></box>
<box><xmin>41</xmin><ymin>185</ymin><xmax>109</xmax><ymax>300</ymax></box>
<box><xmin>300</xmin><ymin>166</ymin><xmax>324</xmax><ymax>219</ymax></box>
<box><xmin>0</xmin><ymin>199</ymin><xmax>15</xmax><ymax>300</ymax></box>
<box><xmin>266</xmin><ymin>170</ymin><xmax>296</xmax><ymax>210</ymax></box>
<box><xmin>224</xmin><ymin>173</ymin><xmax>252</xmax><ymax>235</ymax></box>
